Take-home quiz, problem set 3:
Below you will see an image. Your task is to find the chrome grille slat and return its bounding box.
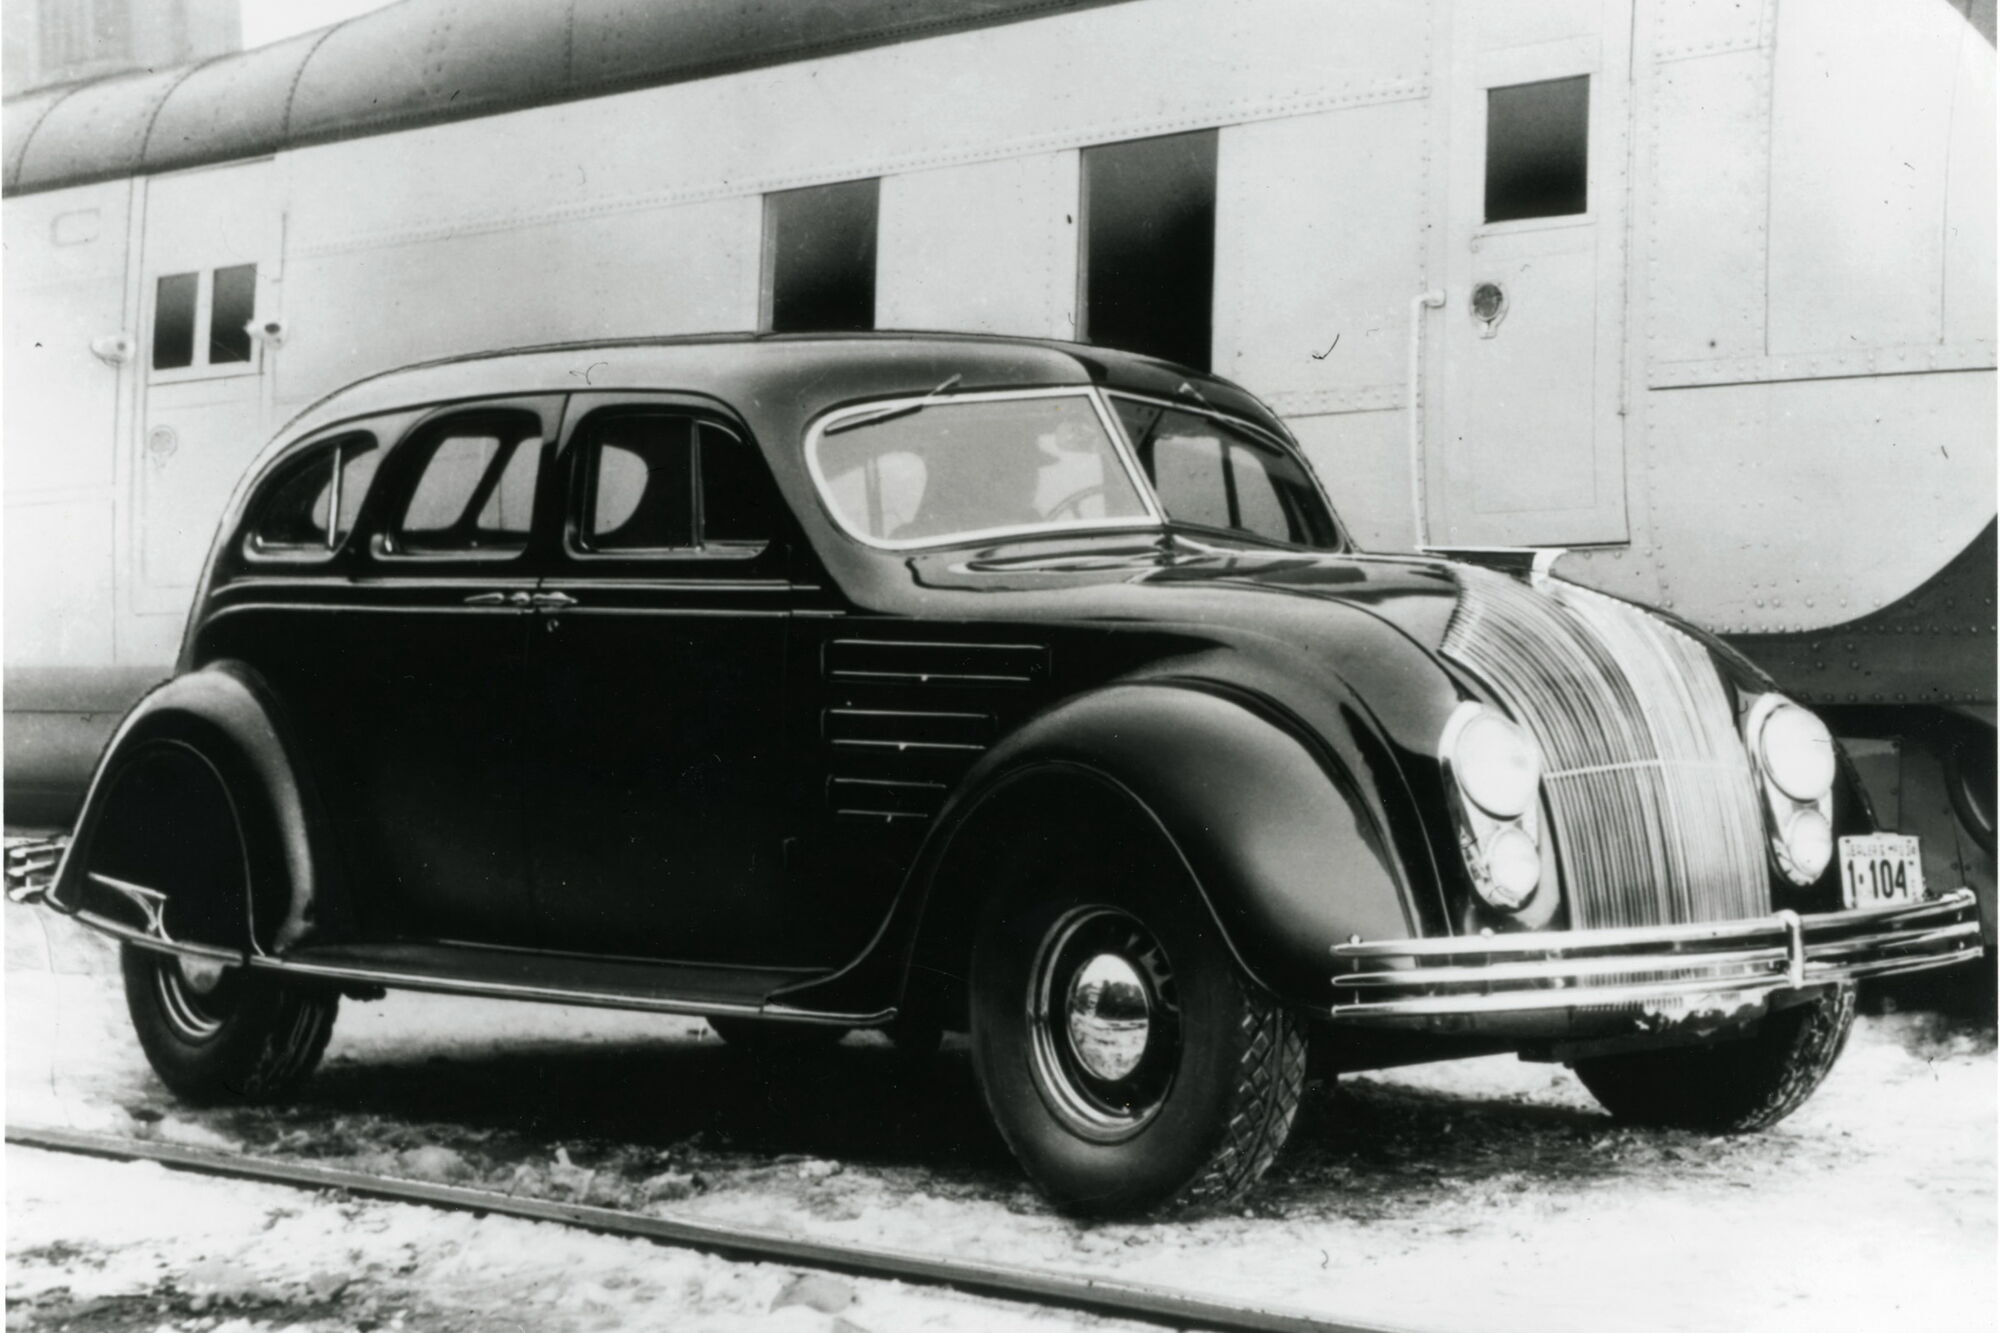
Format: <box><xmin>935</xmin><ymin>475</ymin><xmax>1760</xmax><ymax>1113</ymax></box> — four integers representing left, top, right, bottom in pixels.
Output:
<box><xmin>1443</xmin><ymin>569</ymin><xmax>1768</xmax><ymax>928</ymax></box>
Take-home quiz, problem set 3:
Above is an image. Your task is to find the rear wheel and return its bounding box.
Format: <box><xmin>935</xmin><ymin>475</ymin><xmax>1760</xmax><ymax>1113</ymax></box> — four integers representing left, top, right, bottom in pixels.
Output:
<box><xmin>1570</xmin><ymin>985</ymin><xmax>1857</xmax><ymax>1132</ymax></box>
<box><xmin>123</xmin><ymin>945</ymin><xmax>338</xmax><ymax>1104</ymax></box>
<box><xmin>969</xmin><ymin>854</ymin><xmax>1306</xmax><ymax>1216</ymax></box>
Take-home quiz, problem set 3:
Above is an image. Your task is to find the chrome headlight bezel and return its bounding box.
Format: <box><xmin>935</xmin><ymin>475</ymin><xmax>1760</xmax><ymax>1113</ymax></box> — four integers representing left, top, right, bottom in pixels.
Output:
<box><xmin>1440</xmin><ymin>702</ymin><xmax>1553</xmax><ymax>919</ymax></box>
<box><xmin>1743</xmin><ymin>693</ymin><xmax>1836</xmax><ymax>885</ymax></box>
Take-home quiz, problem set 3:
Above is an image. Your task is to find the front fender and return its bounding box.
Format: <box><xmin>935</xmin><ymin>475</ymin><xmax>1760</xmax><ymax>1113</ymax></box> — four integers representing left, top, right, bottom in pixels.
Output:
<box><xmin>47</xmin><ymin>661</ymin><xmax>335</xmax><ymax>955</ymax></box>
<box><xmin>947</xmin><ymin>683</ymin><xmax>1418</xmax><ymax>1000</ymax></box>
<box><xmin>773</xmin><ymin>679</ymin><xmax>1425</xmax><ymax>1018</ymax></box>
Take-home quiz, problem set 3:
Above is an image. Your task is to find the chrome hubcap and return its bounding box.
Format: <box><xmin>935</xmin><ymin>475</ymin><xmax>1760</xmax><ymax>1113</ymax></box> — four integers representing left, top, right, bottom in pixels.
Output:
<box><xmin>1028</xmin><ymin>907</ymin><xmax>1179</xmax><ymax>1142</ymax></box>
<box><xmin>1064</xmin><ymin>954</ymin><xmax>1151</xmax><ymax>1081</ymax></box>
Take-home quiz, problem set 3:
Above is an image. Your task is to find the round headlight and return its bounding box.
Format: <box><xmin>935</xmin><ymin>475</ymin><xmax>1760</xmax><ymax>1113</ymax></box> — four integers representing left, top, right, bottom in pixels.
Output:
<box><xmin>1480</xmin><ymin>826</ymin><xmax>1542</xmax><ymax>909</ymax></box>
<box><xmin>1452</xmin><ymin>710</ymin><xmax>1542</xmax><ymax>819</ymax></box>
<box><xmin>1759</xmin><ymin>703</ymin><xmax>1837</xmax><ymax>802</ymax></box>
<box><xmin>1781</xmin><ymin>806</ymin><xmax>1834</xmax><ymax>881</ymax></box>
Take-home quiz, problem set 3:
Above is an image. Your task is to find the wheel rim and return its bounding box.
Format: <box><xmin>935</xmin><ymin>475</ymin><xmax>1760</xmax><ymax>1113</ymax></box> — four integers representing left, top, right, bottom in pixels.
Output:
<box><xmin>154</xmin><ymin>955</ymin><xmax>233</xmax><ymax>1041</ymax></box>
<box><xmin>1027</xmin><ymin>907</ymin><xmax>1180</xmax><ymax>1143</ymax></box>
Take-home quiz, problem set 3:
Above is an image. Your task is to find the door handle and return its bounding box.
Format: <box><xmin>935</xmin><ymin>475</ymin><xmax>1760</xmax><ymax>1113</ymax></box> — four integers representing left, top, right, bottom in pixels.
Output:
<box><xmin>462</xmin><ymin>590</ymin><xmax>536</xmax><ymax>607</ymax></box>
<box><xmin>530</xmin><ymin>591</ymin><xmax>577</xmax><ymax>609</ymax></box>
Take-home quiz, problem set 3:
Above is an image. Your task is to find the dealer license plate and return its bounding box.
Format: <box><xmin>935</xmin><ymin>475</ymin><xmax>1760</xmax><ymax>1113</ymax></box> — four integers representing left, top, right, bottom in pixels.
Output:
<box><xmin>1838</xmin><ymin>834</ymin><xmax>1925</xmax><ymax>909</ymax></box>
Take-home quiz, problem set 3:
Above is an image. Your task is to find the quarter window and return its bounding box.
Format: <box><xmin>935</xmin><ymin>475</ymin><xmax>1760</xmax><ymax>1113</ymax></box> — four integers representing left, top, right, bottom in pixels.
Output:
<box><xmin>247</xmin><ymin>433</ymin><xmax>382</xmax><ymax>557</ymax></box>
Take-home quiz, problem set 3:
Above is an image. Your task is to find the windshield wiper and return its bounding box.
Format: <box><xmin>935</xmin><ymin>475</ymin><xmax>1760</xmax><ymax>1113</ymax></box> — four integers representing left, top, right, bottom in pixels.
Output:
<box><xmin>824</xmin><ymin>373</ymin><xmax>962</xmax><ymax>436</ymax></box>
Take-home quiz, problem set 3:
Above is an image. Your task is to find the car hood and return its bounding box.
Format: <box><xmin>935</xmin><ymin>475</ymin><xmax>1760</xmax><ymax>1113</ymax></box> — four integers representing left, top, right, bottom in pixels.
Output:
<box><xmin>906</xmin><ymin>537</ymin><xmax>1465</xmax><ymax>650</ymax></box>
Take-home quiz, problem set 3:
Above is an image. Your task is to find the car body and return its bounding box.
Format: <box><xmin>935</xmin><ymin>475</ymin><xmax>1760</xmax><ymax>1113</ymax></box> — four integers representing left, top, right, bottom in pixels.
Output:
<box><xmin>22</xmin><ymin>333</ymin><xmax>1983</xmax><ymax>1214</ymax></box>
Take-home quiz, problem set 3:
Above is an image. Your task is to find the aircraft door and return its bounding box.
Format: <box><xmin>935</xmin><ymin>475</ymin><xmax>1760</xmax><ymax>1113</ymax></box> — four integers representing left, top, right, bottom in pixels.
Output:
<box><xmin>1431</xmin><ymin>1</ymin><xmax>1631</xmax><ymax>548</ymax></box>
<box><xmin>135</xmin><ymin>162</ymin><xmax>281</xmax><ymax>618</ymax></box>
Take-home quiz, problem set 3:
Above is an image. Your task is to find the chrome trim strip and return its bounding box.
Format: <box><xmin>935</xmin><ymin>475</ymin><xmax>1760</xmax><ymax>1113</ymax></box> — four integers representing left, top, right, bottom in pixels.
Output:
<box><xmin>73</xmin><ymin>911</ymin><xmax>245</xmax><ymax>966</ymax></box>
<box><xmin>803</xmin><ymin>385</ymin><xmax>1165</xmax><ymax>551</ymax></box>
<box><xmin>246</xmin><ymin>956</ymin><xmax>771</xmax><ymax>1017</ymax></box>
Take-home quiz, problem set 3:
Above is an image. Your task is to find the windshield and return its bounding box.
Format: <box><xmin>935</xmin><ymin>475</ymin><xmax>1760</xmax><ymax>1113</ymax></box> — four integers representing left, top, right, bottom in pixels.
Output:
<box><xmin>1110</xmin><ymin>397</ymin><xmax>1340</xmax><ymax>548</ymax></box>
<box><xmin>810</xmin><ymin>392</ymin><xmax>1155</xmax><ymax>547</ymax></box>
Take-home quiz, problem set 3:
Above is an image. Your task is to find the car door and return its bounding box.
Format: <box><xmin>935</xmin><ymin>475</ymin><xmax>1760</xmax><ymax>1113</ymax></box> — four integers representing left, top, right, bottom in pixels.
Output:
<box><xmin>301</xmin><ymin>398</ymin><xmax>557</xmax><ymax>946</ymax></box>
<box><xmin>526</xmin><ymin>394</ymin><xmax>798</xmax><ymax>964</ymax></box>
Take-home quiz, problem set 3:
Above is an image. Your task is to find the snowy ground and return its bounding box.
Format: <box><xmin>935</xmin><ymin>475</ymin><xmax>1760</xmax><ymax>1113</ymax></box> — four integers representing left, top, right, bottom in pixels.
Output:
<box><xmin>8</xmin><ymin>900</ymin><xmax>1996</xmax><ymax>1333</ymax></box>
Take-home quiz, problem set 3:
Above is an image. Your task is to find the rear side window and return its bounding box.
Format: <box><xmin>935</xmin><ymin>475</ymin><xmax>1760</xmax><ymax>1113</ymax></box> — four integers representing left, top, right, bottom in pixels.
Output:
<box><xmin>386</xmin><ymin>412</ymin><xmax>544</xmax><ymax>557</ymax></box>
<box><xmin>571</xmin><ymin>411</ymin><xmax>780</xmax><ymax>556</ymax></box>
<box><xmin>246</xmin><ymin>433</ymin><xmax>382</xmax><ymax>558</ymax></box>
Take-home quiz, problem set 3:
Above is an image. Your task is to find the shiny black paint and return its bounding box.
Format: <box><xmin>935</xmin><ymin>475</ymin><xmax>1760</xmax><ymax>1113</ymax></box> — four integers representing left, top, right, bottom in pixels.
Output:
<box><xmin>65</xmin><ymin>334</ymin><xmax>1754</xmax><ymax>1024</ymax></box>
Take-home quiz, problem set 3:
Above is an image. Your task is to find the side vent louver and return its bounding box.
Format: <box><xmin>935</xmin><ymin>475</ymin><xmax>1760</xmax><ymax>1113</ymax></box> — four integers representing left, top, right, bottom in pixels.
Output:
<box><xmin>821</xmin><ymin>639</ymin><xmax>1044</xmax><ymax>825</ymax></box>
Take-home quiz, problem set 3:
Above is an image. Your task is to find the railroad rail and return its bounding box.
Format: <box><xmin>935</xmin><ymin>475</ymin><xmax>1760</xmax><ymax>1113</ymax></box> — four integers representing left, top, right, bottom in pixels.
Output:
<box><xmin>8</xmin><ymin>1123</ymin><xmax>1416</xmax><ymax>1333</ymax></box>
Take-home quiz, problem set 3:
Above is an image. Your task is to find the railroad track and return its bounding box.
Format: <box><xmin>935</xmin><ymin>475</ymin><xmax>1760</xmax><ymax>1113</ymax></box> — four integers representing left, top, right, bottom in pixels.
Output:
<box><xmin>9</xmin><ymin>1123</ymin><xmax>1415</xmax><ymax>1333</ymax></box>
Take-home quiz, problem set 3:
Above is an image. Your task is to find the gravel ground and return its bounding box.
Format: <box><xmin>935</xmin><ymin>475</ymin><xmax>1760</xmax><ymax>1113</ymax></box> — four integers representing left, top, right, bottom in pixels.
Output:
<box><xmin>7</xmin><ymin>901</ymin><xmax>1995</xmax><ymax>1332</ymax></box>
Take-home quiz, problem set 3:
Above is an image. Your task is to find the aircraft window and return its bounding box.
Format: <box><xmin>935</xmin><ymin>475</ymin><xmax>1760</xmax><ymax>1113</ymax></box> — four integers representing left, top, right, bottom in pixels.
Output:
<box><xmin>1080</xmin><ymin>130</ymin><xmax>1218</xmax><ymax>372</ymax></box>
<box><xmin>153</xmin><ymin>272</ymin><xmax>198</xmax><ymax>371</ymax></box>
<box><xmin>764</xmin><ymin>178</ymin><xmax>878</xmax><ymax>333</ymax></box>
<box><xmin>1486</xmin><ymin>76</ymin><xmax>1589</xmax><ymax>223</ymax></box>
<box><xmin>208</xmin><ymin>264</ymin><xmax>256</xmax><ymax>364</ymax></box>
<box><xmin>248</xmin><ymin>433</ymin><xmax>381</xmax><ymax>556</ymax></box>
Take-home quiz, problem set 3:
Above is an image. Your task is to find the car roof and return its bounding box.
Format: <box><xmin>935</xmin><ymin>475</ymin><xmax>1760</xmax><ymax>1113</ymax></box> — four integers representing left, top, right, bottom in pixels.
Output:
<box><xmin>272</xmin><ymin>331</ymin><xmax>1288</xmax><ymax>449</ymax></box>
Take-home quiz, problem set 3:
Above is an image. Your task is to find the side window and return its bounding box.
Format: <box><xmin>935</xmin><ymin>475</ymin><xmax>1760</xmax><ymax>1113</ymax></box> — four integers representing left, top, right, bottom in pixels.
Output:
<box><xmin>1115</xmin><ymin>399</ymin><xmax>1335</xmax><ymax>547</ymax></box>
<box><xmin>581</xmin><ymin>414</ymin><xmax>695</xmax><ymax>551</ymax></box>
<box><xmin>151</xmin><ymin>264</ymin><xmax>260</xmax><ymax>376</ymax></box>
<box><xmin>386</xmin><ymin>413</ymin><xmax>544</xmax><ymax>557</ymax></box>
<box><xmin>572</xmin><ymin>412</ymin><xmax>780</xmax><ymax>557</ymax></box>
<box><xmin>246</xmin><ymin>433</ymin><xmax>383</xmax><ymax>558</ymax></box>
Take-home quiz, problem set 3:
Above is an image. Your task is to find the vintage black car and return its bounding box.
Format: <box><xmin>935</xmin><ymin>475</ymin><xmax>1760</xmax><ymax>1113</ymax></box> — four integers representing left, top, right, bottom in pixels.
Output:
<box><xmin>24</xmin><ymin>333</ymin><xmax>1983</xmax><ymax>1215</ymax></box>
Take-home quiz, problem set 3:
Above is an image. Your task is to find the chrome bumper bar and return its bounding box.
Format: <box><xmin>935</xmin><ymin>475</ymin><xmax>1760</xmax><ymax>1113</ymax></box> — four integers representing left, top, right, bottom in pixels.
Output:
<box><xmin>4</xmin><ymin>837</ymin><xmax>66</xmax><ymax>903</ymax></box>
<box><xmin>1329</xmin><ymin>889</ymin><xmax>1982</xmax><ymax>1021</ymax></box>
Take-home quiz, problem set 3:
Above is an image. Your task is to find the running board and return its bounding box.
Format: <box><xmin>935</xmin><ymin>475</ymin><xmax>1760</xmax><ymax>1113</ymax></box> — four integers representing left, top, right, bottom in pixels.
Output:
<box><xmin>258</xmin><ymin>941</ymin><xmax>884</xmax><ymax>1026</ymax></box>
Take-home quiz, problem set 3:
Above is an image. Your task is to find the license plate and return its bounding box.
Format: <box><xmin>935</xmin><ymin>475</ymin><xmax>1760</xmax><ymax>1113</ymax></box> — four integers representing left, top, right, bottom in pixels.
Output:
<box><xmin>1838</xmin><ymin>834</ymin><xmax>1925</xmax><ymax>909</ymax></box>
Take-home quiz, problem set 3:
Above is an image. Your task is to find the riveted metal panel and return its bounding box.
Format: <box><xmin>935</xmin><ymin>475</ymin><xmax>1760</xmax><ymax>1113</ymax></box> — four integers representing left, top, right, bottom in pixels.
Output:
<box><xmin>3</xmin><ymin>85</ymin><xmax>68</xmax><ymax>193</ymax></box>
<box><xmin>1943</xmin><ymin>9</ymin><xmax>1998</xmax><ymax>347</ymax></box>
<box><xmin>877</xmin><ymin>153</ymin><xmax>1080</xmax><ymax>339</ymax></box>
<box><xmin>1768</xmin><ymin>0</ymin><xmax>1963</xmax><ymax>354</ymax></box>
<box><xmin>17</xmin><ymin>67</ymin><xmax>188</xmax><ymax>189</ymax></box>
<box><xmin>285</xmin><ymin>0</ymin><xmax>572</xmax><ymax>146</ymax></box>
<box><xmin>1213</xmin><ymin>97</ymin><xmax>1431</xmax><ymax>411</ymax></box>
<box><xmin>1641</xmin><ymin>371</ymin><xmax>1996</xmax><ymax>633</ymax></box>
<box><xmin>142</xmin><ymin>32</ymin><xmax>326</xmax><ymax>171</ymax></box>
<box><xmin>1644</xmin><ymin>49</ymin><xmax>1768</xmax><ymax>364</ymax></box>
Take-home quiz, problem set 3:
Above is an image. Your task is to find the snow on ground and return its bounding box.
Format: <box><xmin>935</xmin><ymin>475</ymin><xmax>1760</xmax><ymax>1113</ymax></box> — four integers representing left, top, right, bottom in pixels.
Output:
<box><xmin>7</xmin><ymin>901</ymin><xmax>1996</xmax><ymax>1332</ymax></box>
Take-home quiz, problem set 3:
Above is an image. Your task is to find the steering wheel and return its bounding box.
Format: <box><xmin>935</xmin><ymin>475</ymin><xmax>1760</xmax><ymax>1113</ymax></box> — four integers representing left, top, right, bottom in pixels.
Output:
<box><xmin>1045</xmin><ymin>485</ymin><xmax>1108</xmax><ymax>522</ymax></box>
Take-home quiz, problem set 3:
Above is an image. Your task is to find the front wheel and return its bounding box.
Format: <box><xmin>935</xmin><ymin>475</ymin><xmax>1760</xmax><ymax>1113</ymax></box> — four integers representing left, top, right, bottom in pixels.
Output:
<box><xmin>969</xmin><ymin>868</ymin><xmax>1306</xmax><ymax>1216</ymax></box>
<box><xmin>1569</xmin><ymin>985</ymin><xmax>1857</xmax><ymax>1133</ymax></box>
<box><xmin>123</xmin><ymin>945</ymin><xmax>338</xmax><ymax>1105</ymax></box>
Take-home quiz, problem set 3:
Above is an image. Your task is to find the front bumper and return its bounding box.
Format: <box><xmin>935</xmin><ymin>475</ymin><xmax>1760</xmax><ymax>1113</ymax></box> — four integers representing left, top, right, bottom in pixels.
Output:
<box><xmin>1329</xmin><ymin>888</ymin><xmax>1982</xmax><ymax>1026</ymax></box>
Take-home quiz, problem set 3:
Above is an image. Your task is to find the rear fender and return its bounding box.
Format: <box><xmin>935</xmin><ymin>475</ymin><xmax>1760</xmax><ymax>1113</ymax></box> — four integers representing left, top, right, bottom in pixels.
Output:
<box><xmin>46</xmin><ymin>661</ymin><xmax>337</xmax><ymax>957</ymax></box>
